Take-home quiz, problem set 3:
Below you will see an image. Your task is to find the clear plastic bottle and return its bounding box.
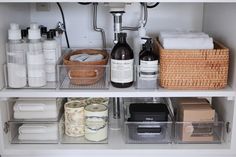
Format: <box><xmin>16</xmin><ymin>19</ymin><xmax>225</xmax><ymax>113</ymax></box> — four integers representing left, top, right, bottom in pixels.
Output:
<box><xmin>6</xmin><ymin>23</ymin><xmax>27</xmax><ymax>88</ymax></box>
<box><xmin>43</xmin><ymin>31</ymin><xmax>58</xmax><ymax>82</ymax></box>
<box><xmin>50</xmin><ymin>29</ymin><xmax>62</xmax><ymax>57</ymax></box>
<box><xmin>27</xmin><ymin>23</ymin><xmax>46</xmax><ymax>87</ymax></box>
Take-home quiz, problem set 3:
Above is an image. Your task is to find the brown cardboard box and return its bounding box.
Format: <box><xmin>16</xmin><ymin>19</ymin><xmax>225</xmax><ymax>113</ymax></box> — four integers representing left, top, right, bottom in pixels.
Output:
<box><xmin>178</xmin><ymin>98</ymin><xmax>215</xmax><ymax>142</ymax></box>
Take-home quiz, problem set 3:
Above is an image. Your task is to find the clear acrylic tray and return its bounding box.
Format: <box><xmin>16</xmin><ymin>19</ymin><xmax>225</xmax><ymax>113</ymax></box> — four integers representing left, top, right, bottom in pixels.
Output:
<box><xmin>135</xmin><ymin>65</ymin><xmax>159</xmax><ymax>89</ymax></box>
<box><xmin>123</xmin><ymin>97</ymin><xmax>174</xmax><ymax>144</ymax></box>
<box><xmin>4</xmin><ymin>64</ymin><xmax>58</xmax><ymax>89</ymax></box>
<box><xmin>58</xmin><ymin>64</ymin><xmax>110</xmax><ymax>89</ymax></box>
<box><xmin>8</xmin><ymin>121</ymin><xmax>59</xmax><ymax>144</ymax></box>
<box><xmin>175</xmin><ymin>121</ymin><xmax>224</xmax><ymax>144</ymax></box>
<box><xmin>59</xmin><ymin>116</ymin><xmax>108</xmax><ymax>144</ymax></box>
<box><xmin>7</xmin><ymin>98</ymin><xmax>65</xmax><ymax>122</ymax></box>
<box><xmin>124</xmin><ymin>121</ymin><xmax>173</xmax><ymax>144</ymax></box>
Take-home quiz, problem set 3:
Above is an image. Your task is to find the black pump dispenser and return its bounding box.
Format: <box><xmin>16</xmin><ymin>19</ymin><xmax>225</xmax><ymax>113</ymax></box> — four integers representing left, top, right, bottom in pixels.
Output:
<box><xmin>47</xmin><ymin>31</ymin><xmax>54</xmax><ymax>40</ymax></box>
<box><xmin>142</xmin><ymin>37</ymin><xmax>152</xmax><ymax>51</ymax></box>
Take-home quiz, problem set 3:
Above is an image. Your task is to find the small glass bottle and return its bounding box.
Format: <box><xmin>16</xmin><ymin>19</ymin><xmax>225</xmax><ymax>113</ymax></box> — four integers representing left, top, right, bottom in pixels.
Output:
<box><xmin>111</xmin><ymin>33</ymin><xmax>134</xmax><ymax>88</ymax></box>
<box><xmin>138</xmin><ymin>38</ymin><xmax>158</xmax><ymax>89</ymax></box>
<box><xmin>27</xmin><ymin>23</ymin><xmax>46</xmax><ymax>87</ymax></box>
<box><xmin>6</xmin><ymin>23</ymin><xmax>27</xmax><ymax>88</ymax></box>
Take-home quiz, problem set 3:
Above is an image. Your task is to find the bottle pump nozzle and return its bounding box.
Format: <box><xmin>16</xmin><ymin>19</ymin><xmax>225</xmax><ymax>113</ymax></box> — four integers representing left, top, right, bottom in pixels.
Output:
<box><xmin>141</xmin><ymin>37</ymin><xmax>152</xmax><ymax>51</ymax></box>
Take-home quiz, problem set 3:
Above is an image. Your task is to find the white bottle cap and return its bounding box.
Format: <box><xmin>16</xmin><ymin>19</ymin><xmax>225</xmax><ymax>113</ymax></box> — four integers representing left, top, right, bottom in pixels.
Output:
<box><xmin>28</xmin><ymin>23</ymin><xmax>41</xmax><ymax>40</ymax></box>
<box><xmin>8</xmin><ymin>23</ymin><xmax>21</xmax><ymax>40</ymax></box>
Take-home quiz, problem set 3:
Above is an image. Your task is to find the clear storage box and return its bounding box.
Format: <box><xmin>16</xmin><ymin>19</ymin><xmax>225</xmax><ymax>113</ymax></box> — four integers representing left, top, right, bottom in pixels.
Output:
<box><xmin>123</xmin><ymin>98</ymin><xmax>174</xmax><ymax>144</ymax></box>
<box><xmin>58</xmin><ymin>64</ymin><xmax>110</xmax><ymax>89</ymax></box>
<box><xmin>8</xmin><ymin>121</ymin><xmax>59</xmax><ymax>144</ymax></box>
<box><xmin>135</xmin><ymin>65</ymin><xmax>159</xmax><ymax>89</ymax></box>
<box><xmin>4</xmin><ymin>64</ymin><xmax>58</xmax><ymax>89</ymax></box>
<box><xmin>59</xmin><ymin>115</ymin><xmax>108</xmax><ymax>144</ymax></box>
<box><xmin>7</xmin><ymin>98</ymin><xmax>65</xmax><ymax>122</ymax></box>
<box><xmin>175</xmin><ymin>121</ymin><xmax>224</xmax><ymax>144</ymax></box>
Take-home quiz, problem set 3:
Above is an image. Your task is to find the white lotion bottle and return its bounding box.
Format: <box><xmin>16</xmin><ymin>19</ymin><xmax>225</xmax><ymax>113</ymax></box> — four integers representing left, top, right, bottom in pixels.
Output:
<box><xmin>43</xmin><ymin>31</ymin><xmax>58</xmax><ymax>82</ymax></box>
<box><xmin>6</xmin><ymin>23</ymin><xmax>27</xmax><ymax>88</ymax></box>
<box><xmin>27</xmin><ymin>23</ymin><xmax>46</xmax><ymax>87</ymax></box>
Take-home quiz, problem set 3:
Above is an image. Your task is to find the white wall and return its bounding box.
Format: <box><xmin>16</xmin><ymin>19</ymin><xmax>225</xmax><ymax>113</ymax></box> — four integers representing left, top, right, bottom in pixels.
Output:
<box><xmin>203</xmin><ymin>3</ymin><xmax>236</xmax><ymax>89</ymax></box>
<box><xmin>203</xmin><ymin>3</ymin><xmax>236</xmax><ymax>154</ymax></box>
<box><xmin>30</xmin><ymin>3</ymin><xmax>204</xmax><ymax>49</ymax></box>
<box><xmin>0</xmin><ymin>3</ymin><xmax>31</xmax><ymax>89</ymax></box>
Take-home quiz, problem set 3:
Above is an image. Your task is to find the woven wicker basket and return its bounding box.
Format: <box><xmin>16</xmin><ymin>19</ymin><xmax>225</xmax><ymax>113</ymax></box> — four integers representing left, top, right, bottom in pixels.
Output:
<box><xmin>154</xmin><ymin>39</ymin><xmax>229</xmax><ymax>89</ymax></box>
<box><xmin>63</xmin><ymin>49</ymin><xmax>108</xmax><ymax>85</ymax></box>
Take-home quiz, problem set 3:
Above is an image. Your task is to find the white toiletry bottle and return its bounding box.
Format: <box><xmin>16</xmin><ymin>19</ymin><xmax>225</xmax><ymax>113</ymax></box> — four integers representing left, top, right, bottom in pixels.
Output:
<box><xmin>50</xmin><ymin>29</ymin><xmax>62</xmax><ymax>57</ymax></box>
<box><xmin>43</xmin><ymin>31</ymin><xmax>58</xmax><ymax>82</ymax></box>
<box><xmin>6</xmin><ymin>23</ymin><xmax>27</xmax><ymax>88</ymax></box>
<box><xmin>27</xmin><ymin>23</ymin><xmax>46</xmax><ymax>87</ymax></box>
<box><xmin>133</xmin><ymin>21</ymin><xmax>147</xmax><ymax>65</ymax></box>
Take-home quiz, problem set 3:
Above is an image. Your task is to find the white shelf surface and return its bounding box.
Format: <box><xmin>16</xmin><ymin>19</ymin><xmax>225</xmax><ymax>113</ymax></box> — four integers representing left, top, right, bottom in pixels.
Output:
<box><xmin>0</xmin><ymin>86</ymin><xmax>235</xmax><ymax>98</ymax></box>
<box><xmin>2</xmin><ymin>129</ymin><xmax>232</xmax><ymax>156</ymax></box>
<box><xmin>1</xmin><ymin>0</ymin><xmax>236</xmax><ymax>3</ymax></box>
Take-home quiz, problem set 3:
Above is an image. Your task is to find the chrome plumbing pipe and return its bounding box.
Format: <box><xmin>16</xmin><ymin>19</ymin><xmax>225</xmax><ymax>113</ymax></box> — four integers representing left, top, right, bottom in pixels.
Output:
<box><xmin>121</xmin><ymin>2</ymin><xmax>148</xmax><ymax>31</ymax></box>
<box><xmin>93</xmin><ymin>3</ymin><xmax>107</xmax><ymax>50</ymax></box>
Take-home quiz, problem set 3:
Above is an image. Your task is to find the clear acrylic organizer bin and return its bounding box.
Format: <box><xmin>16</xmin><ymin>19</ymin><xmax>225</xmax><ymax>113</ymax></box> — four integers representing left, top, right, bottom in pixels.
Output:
<box><xmin>4</xmin><ymin>64</ymin><xmax>58</xmax><ymax>89</ymax></box>
<box><xmin>7</xmin><ymin>98</ymin><xmax>65</xmax><ymax>122</ymax></box>
<box><xmin>135</xmin><ymin>65</ymin><xmax>159</xmax><ymax>89</ymax></box>
<box><xmin>59</xmin><ymin>115</ymin><xmax>108</xmax><ymax>144</ymax></box>
<box><xmin>58</xmin><ymin>64</ymin><xmax>109</xmax><ymax>89</ymax></box>
<box><xmin>123</xmin><ymin>97</ymin><xmax>174</xmax><ymax>144</ymax></box>
<box><xmin>175</xmin><ymin>121</ymin><xmax>225</xmax><ymax>144</ymax></box>
<box><xmin>8</xmin><ymin>121</ymin><xmax>59</xmax><ymax>144</ymax></box>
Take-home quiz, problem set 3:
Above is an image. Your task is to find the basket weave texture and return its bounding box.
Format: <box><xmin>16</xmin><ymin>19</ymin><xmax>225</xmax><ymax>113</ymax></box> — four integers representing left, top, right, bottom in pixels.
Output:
<box><xmin>63</xmin><ymin>49</ymin><xmax>108</xmax><ymax>85</ymax></box>
<box><xmin>154</xmin><ymin>39</ymin><xmax>229</xmax><ymax>89</ymax></box>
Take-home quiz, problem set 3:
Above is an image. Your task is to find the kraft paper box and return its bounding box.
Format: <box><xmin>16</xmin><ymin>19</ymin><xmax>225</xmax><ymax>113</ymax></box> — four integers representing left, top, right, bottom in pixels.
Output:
<box><xmin>178</xmin><ymin>98</ymin><xmax>215</xmax><ymax>142</ymax></box>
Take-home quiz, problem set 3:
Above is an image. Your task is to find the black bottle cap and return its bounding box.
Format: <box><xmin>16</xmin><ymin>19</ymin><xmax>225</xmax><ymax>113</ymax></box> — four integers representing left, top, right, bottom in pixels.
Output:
<box><xmin>21</xmin><ymin>29</ymin><xmax>28</xmax><ymax>38</ymax></box>
<box><xmin>142</xmin><ymin>37</ymin><xmax>152</xmax><ymax>51</ymax></box>
<box><xmin>40</xmin><ymin>26</ymin><xmax>47</xmax><ymax>35</ymax></box>
<box><xmin>47</xmin><ymin>31</ymin><xmax>54</xmax><ymax>40</ymax></box>
<box><xmin>49</xmin><ymin>29</ymin><xmax>57</xmax><ymax>37</ymax></box>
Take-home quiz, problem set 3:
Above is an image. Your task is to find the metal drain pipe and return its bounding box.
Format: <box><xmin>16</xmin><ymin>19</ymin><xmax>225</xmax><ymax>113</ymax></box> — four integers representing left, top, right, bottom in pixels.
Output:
<box><xmin>122</xmin><ymin>2</ymin><xmax>148</xmax><ymax>31</ymax></box>
<box><xmin>93</xmin><ymin>3</ymin><xmax>106</xmax><ymax>50</ymax></box>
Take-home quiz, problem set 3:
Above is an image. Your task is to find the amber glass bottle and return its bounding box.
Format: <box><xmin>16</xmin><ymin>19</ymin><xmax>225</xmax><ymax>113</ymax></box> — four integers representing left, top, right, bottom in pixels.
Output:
<box><xmin>111</xmin><ymin>33</ymin><xmax>134</xmax><ymax>88</ymax></box>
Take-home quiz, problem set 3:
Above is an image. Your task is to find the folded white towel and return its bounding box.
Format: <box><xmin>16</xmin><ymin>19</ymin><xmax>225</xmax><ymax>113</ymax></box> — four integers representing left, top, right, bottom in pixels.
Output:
<box><xmin>161</xmin><ymin>37</ymin><xmax>214</xmax><ymax>49</ymax></box>
<box><xmin>14</xmin><ymin>100</ymin><xmax>57</xmax><ymax>112</ymax></box>
<box><xmin>18</xmin><ymin>133</ymin><xmax>58</xmax><ymax>141</ymax></box>
<box><xmin>18</xmin><ymin>124</ymin><xmax>58</xmax><ymax>134</ymax></box>
<box><xmin>70</xmin><ymin>54</ymin><xmax>103</xmax><ymax>62</ymax></box>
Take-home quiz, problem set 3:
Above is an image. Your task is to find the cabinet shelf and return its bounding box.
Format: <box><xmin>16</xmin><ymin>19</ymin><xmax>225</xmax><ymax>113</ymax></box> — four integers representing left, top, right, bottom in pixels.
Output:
<box><xmin>1</xmin><ymin>0</ymin><xmax>236</xmax><ymax>3</ymax></box>
<box><xmin>2</xmin><ymin>129</ymin><xmax>231</xmax><ymax>156</ymax></box>
<box><xmin>0</xmin><ymin>86</ymin><xmax>234</xmax><ymax>98</ymax></box>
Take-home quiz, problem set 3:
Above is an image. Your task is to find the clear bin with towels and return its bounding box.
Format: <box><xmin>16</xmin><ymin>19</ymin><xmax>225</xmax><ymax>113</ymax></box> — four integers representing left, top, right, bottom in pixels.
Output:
<box><xmin>8</xmin><ymin>98</ymin><xmax>65</xmax><ymax>122</ymax></box>
<box><xmin>8</xmin><ymin>121</ymin><xmax>59</xmax><ymax>144</ymax></box>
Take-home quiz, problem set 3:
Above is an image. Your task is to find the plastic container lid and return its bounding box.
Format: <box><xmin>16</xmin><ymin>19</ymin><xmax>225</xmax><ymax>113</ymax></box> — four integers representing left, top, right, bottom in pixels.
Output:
<box><xmin>8</xmin><ymin>23</ymin><xmax>21</xmax><ymax>40</ymax></box>
<box><xmin>28</xmin><ymin>23</ymin><xmax>41</xmax><ymax>40</ymax></box>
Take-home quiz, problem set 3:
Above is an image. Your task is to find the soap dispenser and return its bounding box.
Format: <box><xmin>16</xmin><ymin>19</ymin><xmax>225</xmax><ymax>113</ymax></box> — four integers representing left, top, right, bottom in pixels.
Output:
<box><xmin>27</xmin><ymin>23</ymin><xmax>46</xmax><ymax>87</ymax></box>
<box><xmin>137</xmin><ymin>38</ymin><xmax>158</xmax><ymax>89</ymax></box>
<box><xmin>6</xmin><ymin>23</ymin><xmax>27</xmax><ymax>88</ymax></box>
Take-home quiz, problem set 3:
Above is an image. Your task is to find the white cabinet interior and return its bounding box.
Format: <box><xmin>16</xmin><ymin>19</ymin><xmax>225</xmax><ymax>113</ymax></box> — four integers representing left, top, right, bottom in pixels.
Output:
<box><xmin>0</xmin><ymin>2</ymin><xmax>236</xmax><ymax>157</ymax></box>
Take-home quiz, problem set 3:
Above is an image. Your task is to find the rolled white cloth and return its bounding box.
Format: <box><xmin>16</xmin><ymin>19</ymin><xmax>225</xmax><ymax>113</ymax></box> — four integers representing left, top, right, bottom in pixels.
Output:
<box><xmin>161</xmin><ymin>37</ymin><xmax>214</xmax><ymax>49</ymax></box>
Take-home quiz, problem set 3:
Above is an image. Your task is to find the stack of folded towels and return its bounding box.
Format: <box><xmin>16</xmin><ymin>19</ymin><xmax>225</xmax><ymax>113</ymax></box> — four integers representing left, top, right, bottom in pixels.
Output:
<box><xmin>18</xmin><ymin>124</ymin><xmax>58</xmax><ymax>141</ymax></box>
<box><xmin>13</xmin><ymin>99</ymin><xmax>58</xmax><ymax>119</ymax></box>
<box><xmin>159</xmin><ymin>31</ymin><xmax>214</xmax><ymax>49</ymax></box>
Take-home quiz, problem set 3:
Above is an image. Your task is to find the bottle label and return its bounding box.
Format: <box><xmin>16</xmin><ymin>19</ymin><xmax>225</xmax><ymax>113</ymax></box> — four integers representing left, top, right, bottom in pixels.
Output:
<box><xmin>111</xmin><ymin>59</ymin><xmax>134</xmax><ymax>83</ymax></box>
<box><xmin>44</xmin><ymin>49</ymin><xmax>57</xmax><ymax>64</ymax></box>
<box><xmin>140</xmin><ymin>60</ymin><xmax>158</xmax><ymax>80</ymax></box>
